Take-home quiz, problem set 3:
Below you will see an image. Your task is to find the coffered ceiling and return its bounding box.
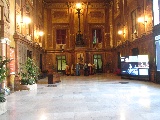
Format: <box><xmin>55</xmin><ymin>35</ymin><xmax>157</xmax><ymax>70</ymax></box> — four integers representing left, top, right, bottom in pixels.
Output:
<box><xmin>43</xmin><ymin>0</ymin><xmax>111</xmax><ymax>3</ymax></box>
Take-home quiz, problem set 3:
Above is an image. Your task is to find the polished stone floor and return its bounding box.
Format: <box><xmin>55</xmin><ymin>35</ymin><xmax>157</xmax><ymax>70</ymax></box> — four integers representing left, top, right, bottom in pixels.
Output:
<box><xmin>1</xmin><ymin>73</ymin><xmax>160</xmax><ymax>120</ymax></box>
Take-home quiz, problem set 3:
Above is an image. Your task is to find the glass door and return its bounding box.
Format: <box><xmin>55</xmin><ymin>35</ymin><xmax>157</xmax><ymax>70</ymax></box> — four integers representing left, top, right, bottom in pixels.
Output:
<box><xmin>57</xmin><ymin>55</ymin><xmax>66</xmax><ymax>73</ymax></box>
<box><xmin>93</xmin><ymin>54</ymin><xmax>103</xmax><ymax>73</ymax></box>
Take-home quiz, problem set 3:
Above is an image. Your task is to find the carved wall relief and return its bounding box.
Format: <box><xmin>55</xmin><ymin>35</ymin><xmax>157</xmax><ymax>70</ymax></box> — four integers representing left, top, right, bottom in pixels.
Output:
<box><xmin>53</xmin><ymin>11</ymin><xmax>67</xmax><ymax>18</ymax></box>
<box><xmin>87</xmin><ymin>3</ymin><xmax>105</xmax><ymax>23</ymax></box>
<box><xmin>88</xmin><ymin>10</ymin><xmax>105</xmax><ymax>23</ymax></box>
<box><xmin>52</xmin><ymin>10</ymin><xmax>69</xmax><ymax>23</ymax></box>
<box><xmin>4</xmin><ymin>0</ymin><xmax>9</xmax><ymax>22</ymax></box>
<box><xmin>90</xmin><ymin>11</ymin><xmax>104</xmax><ymax>18</ymax></box>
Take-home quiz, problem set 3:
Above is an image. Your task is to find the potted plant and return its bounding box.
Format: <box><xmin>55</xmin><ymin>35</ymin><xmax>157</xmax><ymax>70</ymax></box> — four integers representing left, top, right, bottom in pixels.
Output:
<box><xmin>19</xmin><ymin>57</ymin><xmax>39</xmax><ymax>90</ymax></box>
<box><xmin>0</xmin><ymin>56</ymin><xmax>11</xmax><ymax>115</ymax></box>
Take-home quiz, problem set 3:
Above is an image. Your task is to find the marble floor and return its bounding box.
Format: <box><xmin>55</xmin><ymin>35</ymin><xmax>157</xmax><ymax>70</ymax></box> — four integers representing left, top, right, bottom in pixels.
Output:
<box><xmin>1</xmin><ymin>73</ymin><xmax>160</xmax><ymax>120</ymax></box>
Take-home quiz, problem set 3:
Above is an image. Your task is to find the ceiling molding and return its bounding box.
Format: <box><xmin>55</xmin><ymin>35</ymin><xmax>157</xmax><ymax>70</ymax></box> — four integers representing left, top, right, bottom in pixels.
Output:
<box><xmin>43</xmin><ymin>0</ymin><xmax>111</xmax><ymax>3</ymax></box>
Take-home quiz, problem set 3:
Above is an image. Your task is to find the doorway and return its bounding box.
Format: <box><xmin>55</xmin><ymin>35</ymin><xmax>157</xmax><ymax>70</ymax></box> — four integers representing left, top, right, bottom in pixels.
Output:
<box><xmin>117</xmin><ymin>52</ymin><xmax>121</xmax><ymax>69</ymax></box>
<box><xmin>93</xmin><ymin>54</ymin><xmax>103</xmax><ymax>73</ymax></box>
<box><xmin>56</xmin><ymin>55</ymin><xmax>66</xmax><ymax>73</ymax></box>
<box><xmin>40</xmin><ymin>54</ymin><xmax>42</xmax><ymax>71</ymax></box>
<box><xmin>132</xmin><ymin>48</ymin><xmax>139</xmax><ymax>56</ymax></box>
<box><xmin>27</xmin><ymin>50</ymin><xmax>32</xmax><ymax>58</ymax></box>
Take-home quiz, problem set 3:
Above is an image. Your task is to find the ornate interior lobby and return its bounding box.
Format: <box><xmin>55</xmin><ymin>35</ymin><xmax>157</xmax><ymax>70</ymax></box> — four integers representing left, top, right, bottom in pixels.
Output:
<box><xmin>1</xmin><ymin>0</ymin><xmax>160</xmax><ymax>119</ymax></box>
<box><xmin>1</xmin><ymin>74</ymin><xmax>160</xmax><ymax>120</ymax></box>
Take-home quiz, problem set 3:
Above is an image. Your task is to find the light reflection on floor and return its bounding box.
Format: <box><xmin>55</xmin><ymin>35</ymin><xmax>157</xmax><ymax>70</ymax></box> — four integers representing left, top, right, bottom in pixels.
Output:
<box><xmin>1</xmin><ymin>73</ymin><xmax>160</xmax><ymax>120</ymax></box>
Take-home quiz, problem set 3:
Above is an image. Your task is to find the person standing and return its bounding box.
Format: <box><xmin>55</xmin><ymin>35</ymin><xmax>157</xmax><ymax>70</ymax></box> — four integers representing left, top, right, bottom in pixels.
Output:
<box><xmin>83</xmin><ymin>63</ymin><xmax>88</xmax><ymax>76</ymax></box>
<box><xmin>88</xmin><ymin>63</ymin><xmax>92</xmax><ymax>75</ymax></box>
<box><xmin>70</xmin><ymin>64</ymin><xmax>75</xmax><ymax>76</ymax></box>
<box><xmin>65</xmin><ymin>64</ymin><xmax>70</xmax><ymax>76</ymax></box>
<box><xmin>76</xmin><ymin>63</ymin><xmax>80</xmax><ymax>76</ymax></box>
<box><xmin>92</xmin><ymin>64</ymin><xmax>96</xmax><ymax>74</ymax></box>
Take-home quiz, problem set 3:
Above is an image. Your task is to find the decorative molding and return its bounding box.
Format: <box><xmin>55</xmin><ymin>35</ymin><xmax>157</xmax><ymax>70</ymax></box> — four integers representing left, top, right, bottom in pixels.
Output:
<box><xmin>52</xmin><ymin>23</ymin><xmax>70</xmax><ymax>29</ymax></box>
<box><xmin>45</xmin><ymin>3</ymin><xmax>68</xmax><ymax>9</ymax></box>
<box><xmin>52</xmin><ymin>11</ymin><xmax>68</xmax><ymax>18</ymax></box>
<box><xmin>4</xmin><ymin>21</ymin><xmax>10</xmax><ymax>37</ymax></box>
<box><xmin>88</xmin><ymin>10</ymin><xmax>105</xmax><ymax>23</ymax></box>
<box><xmin>4</xmin><ymin>0</ymin><xmax>10</xmax><ymax>22</ymax></box>
<box><xmin>52</xmin><ymin>9</ymin><xmax>69</xmax><ymax>23</ymax></box>
<box><xmin>89</xmin><ymin>23</ymin><xmax>105</xmax><ymax>28</ymax></box>
<box><xmin>89</xmin><ymin>11</ymin><xmax>104</xmax><ymax>18</ymax></box>
<box><xmin>88</xmin><ymin>3</ymin><xmax>105</xmax><ymax>8</ymax></box>
<box><xmin>51</xmin><ymin>3</ymin><xmax>68</xmax><ymax>8</ymax></box>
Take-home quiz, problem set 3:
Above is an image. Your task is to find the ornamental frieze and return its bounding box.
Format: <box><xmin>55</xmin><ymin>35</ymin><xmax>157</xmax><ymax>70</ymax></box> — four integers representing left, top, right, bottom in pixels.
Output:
<box><xmin>52</xmin><ymin>11</ymin><xmax>68</xmax><ymax>18</ymax></box>
<box><xmin>45</xmin><ymin>3</ymin><xmax>68</xmax><ymax>9</ymax></box>
<box><xmin>89</xmin><ymin>11</ymin><xmax>104</xmax><ymax>18</ymax></box>
<box><xmin>52</xmin><ymin>10</ymin><xmax>69</xmax><ymax>23</ymax></box>
<box><xmin>88</xmin><ymin>11</ymin><xmax>105</xmax><ymax>23</ymax></box>
<box><xmin>52</xmin><ymin>24</ymin><xmax>69</xmax><ymax>29</ymax></box>
<box><xmin>88</xmin><ymin>3</ymin><xmax>105</xmax><ymax>9</ymax></box>
<box><xmin>51</xmin><ymin>3</ymin><xmax>68</xmax><ymax>8</ymax></box>
<box><xmin>4</xmin><ymin>21</ymin><xmax>10</xmax><ymax>37</ymax></box>
<box><xmin>4</xmin><ymin>0</ymin><xmax>10</xmax><ymax>22</ymax></box>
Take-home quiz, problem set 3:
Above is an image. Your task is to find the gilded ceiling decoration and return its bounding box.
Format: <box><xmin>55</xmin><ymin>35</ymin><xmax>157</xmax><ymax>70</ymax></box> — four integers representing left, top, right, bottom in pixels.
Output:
<box><xmin>43</xmin><ymin>0</ymin><xmax>111</xmax><ymax>3</ymax></box>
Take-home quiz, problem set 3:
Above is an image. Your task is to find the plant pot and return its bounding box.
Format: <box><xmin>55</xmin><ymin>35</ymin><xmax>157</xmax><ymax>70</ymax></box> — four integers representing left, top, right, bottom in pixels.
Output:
<box><xmin>0</xmin><ymin>100</ymin><xmax>7</xmax><ymax>115</ymax></box>
<box><xmin>20</xmin><ymin>84</ymin><xmax>37</xmax><ymax>90</ymax></box>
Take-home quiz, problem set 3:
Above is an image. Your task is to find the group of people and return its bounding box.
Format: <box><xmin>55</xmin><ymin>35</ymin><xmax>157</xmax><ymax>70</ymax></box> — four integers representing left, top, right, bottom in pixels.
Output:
<box><xmin>65</xmin><ymin>63</ymin><xmax>96</xmax><ymax>76</ymax></box>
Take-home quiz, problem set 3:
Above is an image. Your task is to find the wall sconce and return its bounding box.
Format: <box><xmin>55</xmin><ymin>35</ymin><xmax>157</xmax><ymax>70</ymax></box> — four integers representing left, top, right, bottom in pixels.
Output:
<box><xmin>39</xmin><ymin>31</ymin><xmax>44</xmax><ymax>36</ymax></box>
<box><xmin>59</xmin><ymin>44</ymin><xmax>64</xmax><ymax>52</ymax></box>
<box><xmin>138</xmin><ymin>16</ymin><xmax>148</xmax><ymax>33</ymax></box>
<box><xmin>138</xmin><ymin>16</ymin><xmax>148</xmax><ymax>25</ymax></box>
<box><xmin>134</xmin><ymin>29</ymin><xmax>138</xmax><ymax>36</ymax></box>
<box><xmin>16</xmin><ymin>15</ymin><xmax>31</xmax><ymax>24</ymax></box>
<box><xmin>118</xmin><ymin>30</ymin><xmax>125</xmax><ymax>35</ymax></box>
<box><xmin>118</xmin><ymin>29</ymin><xmax>126</xmax><ymax>42</ymax></box>
<box><xmin>34</xmin><ymin>31</ymin><xmax>44</xmax><ymax>42</ymax></box>
<box><xmin>133</xmin><ymin>29</ymin><xmax>138</xmax><ymax>38</ymax></box>
<box><xmin>39</xmin><ymin>31</ymin><xmax>44</xmax><ymax>44</ymax></box>
<box><xmin>118</xmin><ymin>30</ymin><xmax>123</xmax><ymax>35</ymax></box>
<box><xmin>16</xmin><ymin>14</ymin><xmax>31</xmax><ymax>35</ymax></box>
<box><xmin>23</xmin><ymin>16</ymin><xmax>31</xmax><ymax>24</ymax></box>
<box><xmin>38</xmin><ymin>31</ymin><xmax>44</xmax><ymax>45</ymax></box>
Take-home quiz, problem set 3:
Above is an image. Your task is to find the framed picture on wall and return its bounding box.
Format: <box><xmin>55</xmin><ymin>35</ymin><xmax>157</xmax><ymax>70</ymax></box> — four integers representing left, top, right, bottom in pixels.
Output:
<box><xmin>77</xmin><ymin>53</ymin><xmax>84</xmax><ymax>64</ymax></box>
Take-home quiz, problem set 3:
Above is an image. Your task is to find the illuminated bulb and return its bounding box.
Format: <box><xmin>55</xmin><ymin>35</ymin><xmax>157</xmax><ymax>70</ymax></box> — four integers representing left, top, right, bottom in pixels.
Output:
<box><xmin>138</xmin><ymin>17</ymin><xmax>143</xmax><ymax>23</ymax></box>
<box><xmin>76</xmin><ymin>3</ymin><xmax>82</xmax><ymax>9</ymax></box>
<box><xmin>39</xmin><ymin>31</ymin><xmax>44</xmax><ymax>36</ymax></box>
<box><xmin>118</xmin><ymin>30</ymin><xmax>123</xmax><ymax>35</ymax></box>
<box><xmin>17</xmin><ymin>15</ymin><xmax>21</xmax><ymax>23</ymax></box>
<box><xmin>23</xmin><ymin>17</ymin><xmax>31</xmax><ymax>24</ymax></box>
<box><xmin>144</xmin><ymin>16</ymin><xmax>148</xmax><ymax>23</ymax></box>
